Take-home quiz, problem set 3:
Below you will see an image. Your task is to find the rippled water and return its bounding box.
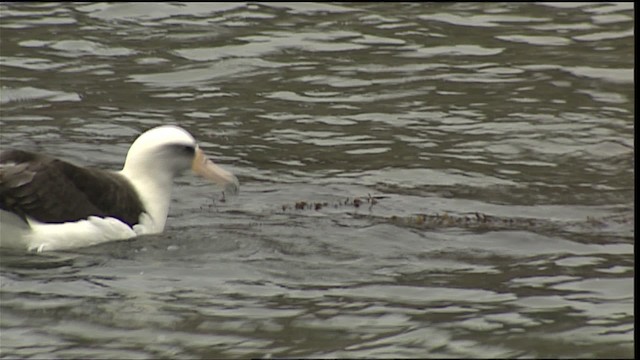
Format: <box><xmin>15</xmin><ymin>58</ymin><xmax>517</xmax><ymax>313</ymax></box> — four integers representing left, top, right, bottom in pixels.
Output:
<box><xmin>0</xmin><ymin>2</ymin><xmax>634</xmax><ymax>358</ymax></box>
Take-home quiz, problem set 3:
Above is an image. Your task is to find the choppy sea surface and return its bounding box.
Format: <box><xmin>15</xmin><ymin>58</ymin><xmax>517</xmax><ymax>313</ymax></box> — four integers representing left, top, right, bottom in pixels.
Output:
<box><xmin>0</xmin><ymin>2</ymin><xmax>634</xmax><ymax>358</ymax></box>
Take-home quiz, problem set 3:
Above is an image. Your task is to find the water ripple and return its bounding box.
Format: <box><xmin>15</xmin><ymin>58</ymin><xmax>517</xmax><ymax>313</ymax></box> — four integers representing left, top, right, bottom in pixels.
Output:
<box><xmin>0</xmin><ymin>2</ymin><xmax>633</xmax><ymax>358</ymax></box>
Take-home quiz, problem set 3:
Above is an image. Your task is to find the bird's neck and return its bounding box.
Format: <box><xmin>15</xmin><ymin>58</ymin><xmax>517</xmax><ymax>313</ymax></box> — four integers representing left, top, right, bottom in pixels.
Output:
<box><xmin>119</xmin><ymin>166</ymin><xmax>174</xmax><ymax>233</ymax></box>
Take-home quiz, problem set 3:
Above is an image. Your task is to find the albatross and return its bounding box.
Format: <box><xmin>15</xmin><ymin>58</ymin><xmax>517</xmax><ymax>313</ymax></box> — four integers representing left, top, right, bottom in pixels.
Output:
<box><xmin>0</xmin><ymin>125</ymin><xmax>239</xmax><ymax>252</ymax></box>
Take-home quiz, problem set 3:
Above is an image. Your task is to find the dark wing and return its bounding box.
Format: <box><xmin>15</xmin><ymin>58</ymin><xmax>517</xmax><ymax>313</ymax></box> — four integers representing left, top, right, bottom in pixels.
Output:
<box><xmin>0</xmin><ymin>149</ymin><xmax>145</xmax><ymax>227</ymax></box>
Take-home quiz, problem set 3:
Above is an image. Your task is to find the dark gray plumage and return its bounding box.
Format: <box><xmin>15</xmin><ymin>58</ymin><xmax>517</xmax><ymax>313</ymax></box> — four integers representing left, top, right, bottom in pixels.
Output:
<box><xmin>0</xmin><ymin>149</ymin><xmax>145</xmax><ymax>226</ymax></box>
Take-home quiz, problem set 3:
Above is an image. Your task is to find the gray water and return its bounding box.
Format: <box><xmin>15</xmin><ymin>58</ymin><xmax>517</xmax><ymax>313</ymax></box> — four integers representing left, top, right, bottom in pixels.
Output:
<box><xmin>0</xmin><ymin>2</ymin><xmax>634</xmax><ymax>358</ymax></box>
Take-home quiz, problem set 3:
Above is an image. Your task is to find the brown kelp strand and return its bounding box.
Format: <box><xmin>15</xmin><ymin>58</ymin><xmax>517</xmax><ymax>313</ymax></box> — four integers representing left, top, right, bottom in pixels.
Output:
<box><xmin>277</xmin><ymin>196</ymin><xmax>633</xmax><ymax>234</ymax></box>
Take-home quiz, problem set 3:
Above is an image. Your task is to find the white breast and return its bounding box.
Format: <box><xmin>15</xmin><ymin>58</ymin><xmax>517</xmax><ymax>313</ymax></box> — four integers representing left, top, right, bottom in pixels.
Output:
<box><xmin>1</xmin><ymin>211</ymin><xmax>158</xmax><ymax>252</ymax></box>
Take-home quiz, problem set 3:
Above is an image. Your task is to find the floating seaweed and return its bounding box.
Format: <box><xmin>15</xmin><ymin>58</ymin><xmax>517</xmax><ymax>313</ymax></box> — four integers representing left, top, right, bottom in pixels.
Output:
<box><xmin>277</xmin><ymin>195</ymin><xmax>633</xmax><ymax>235</ymax></box>
<box><xmin>281</xmin><ymin>195</ymin><xmax>386</xmax><ymax>212</ymax></box>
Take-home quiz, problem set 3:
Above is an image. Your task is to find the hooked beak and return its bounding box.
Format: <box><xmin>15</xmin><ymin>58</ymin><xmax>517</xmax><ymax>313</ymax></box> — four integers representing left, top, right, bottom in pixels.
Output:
<box><xmin>192</xmin><ymin>146</ymin><xmax>239</xmax><ymax>195</ymax></box>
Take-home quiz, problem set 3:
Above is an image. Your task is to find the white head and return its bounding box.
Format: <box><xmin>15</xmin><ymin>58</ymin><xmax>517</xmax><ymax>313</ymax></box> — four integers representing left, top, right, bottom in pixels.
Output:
<box><xmin>120</xmin><ymin>125</ymin><xmax>239</xmax><ymax>232</ymax></box>
<box><xmin>124</xmin><ymin>125</ymin><xmax>196</xmax><ymax>174</ymax></box>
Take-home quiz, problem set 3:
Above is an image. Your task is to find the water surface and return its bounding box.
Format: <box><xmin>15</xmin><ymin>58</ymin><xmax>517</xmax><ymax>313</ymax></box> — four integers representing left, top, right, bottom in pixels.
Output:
<box><xmin>0</xmin><ymin>2</ymin><xmax>634</xmax><ymax>358</ymax></box>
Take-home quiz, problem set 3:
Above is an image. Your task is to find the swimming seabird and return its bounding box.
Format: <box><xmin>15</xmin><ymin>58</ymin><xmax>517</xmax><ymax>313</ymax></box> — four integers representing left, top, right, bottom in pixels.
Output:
<box><xmin>0</xmin><ymin>125</ymin><xmax>239</xmax><ymax>252</ymax></box>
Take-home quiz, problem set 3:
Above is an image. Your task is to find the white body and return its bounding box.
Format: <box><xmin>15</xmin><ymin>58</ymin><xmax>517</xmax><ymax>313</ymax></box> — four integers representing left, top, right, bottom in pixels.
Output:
<box><xmin>0</xmin><ymin>210</ymin><xmax>157</xmax><ymax>252</ymax></box>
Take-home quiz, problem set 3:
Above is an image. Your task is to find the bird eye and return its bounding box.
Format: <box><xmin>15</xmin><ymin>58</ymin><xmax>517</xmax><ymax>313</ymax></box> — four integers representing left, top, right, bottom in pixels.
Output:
<box><xmin>168</xmin><ymin>144</ymin><xmax>195</xmax><ymax>155</ymax></box>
